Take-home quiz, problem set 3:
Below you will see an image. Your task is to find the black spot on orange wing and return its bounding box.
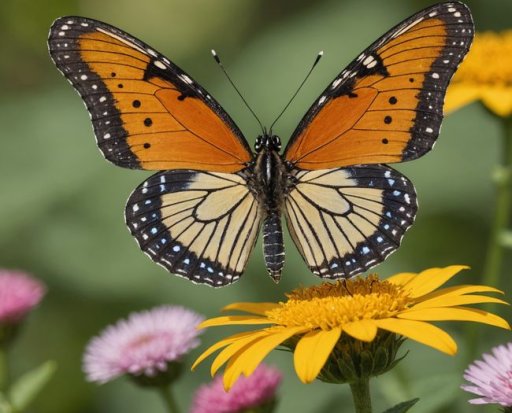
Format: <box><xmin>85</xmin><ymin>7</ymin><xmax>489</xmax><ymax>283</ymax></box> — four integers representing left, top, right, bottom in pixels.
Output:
<box><xmin>48</xmin><ymin>16</ymin><xmax>253</xmax><ymax>173</ymax></box>
<box><xmin>284</xmin><ymin>2</ymin><xmax>473</xmax><ymax>170</ymax></box>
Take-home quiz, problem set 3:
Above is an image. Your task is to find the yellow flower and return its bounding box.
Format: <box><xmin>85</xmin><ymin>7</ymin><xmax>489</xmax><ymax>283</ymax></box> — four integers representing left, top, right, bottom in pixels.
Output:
<box><xmin>445</xmin><ymin>30</ymin><xmax>512</xmax><ymax>117</ymax></box>
<box><xmin>193</xmin><ymin>266</ymin><xmax>509</xmax><ymax>390</ymax></box>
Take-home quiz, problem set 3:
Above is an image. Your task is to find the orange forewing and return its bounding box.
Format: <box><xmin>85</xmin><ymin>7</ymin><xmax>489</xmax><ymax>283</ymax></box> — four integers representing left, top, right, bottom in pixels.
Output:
<box><xmin>79</xmin><ymin>31</ymin><xmax>251</xmax><ymax>172</ymax></box>
<box><xmin>285</xmin><ymin>7</ymin><xmax>472</xmax><ymax>170</ymax></box>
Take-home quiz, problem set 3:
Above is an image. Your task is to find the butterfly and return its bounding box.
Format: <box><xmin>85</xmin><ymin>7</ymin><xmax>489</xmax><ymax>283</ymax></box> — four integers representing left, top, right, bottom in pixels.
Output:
<box><xmin>48</xmin><ymin>2</ymin><xmax>473</xmax><ymax>287</ymax></box>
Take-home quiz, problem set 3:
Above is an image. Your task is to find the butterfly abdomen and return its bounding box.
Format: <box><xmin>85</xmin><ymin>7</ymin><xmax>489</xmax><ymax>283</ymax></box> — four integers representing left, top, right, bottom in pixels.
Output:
<box><xmin>253</xmin><ymin>134</ymin><xmax>288</xmax><ymax>281</ymax></box>
<box><xmin>263</xmin><ymin>213</ymin><xmax>285</xmax><ymax>282</ymax></box>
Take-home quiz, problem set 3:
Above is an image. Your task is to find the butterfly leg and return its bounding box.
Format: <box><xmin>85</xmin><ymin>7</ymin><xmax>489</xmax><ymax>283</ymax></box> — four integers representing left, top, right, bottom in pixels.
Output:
<box><xmin>262</xmin><ymin>213</ymin><xmax>285</xmax><ymax>282</ymax></box>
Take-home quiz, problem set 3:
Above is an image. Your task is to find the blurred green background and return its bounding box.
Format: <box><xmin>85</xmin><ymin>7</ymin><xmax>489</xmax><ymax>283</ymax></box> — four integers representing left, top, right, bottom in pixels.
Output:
<box><xmin>1</xmin><ymin>0</ymin><xmax>511</xmax><ymax>412</ymax></box>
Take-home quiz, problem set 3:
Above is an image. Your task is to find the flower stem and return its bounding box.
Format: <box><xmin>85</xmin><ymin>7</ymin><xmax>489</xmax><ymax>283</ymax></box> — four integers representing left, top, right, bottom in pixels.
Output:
<box><xmin>0</xmin><ymin>346</ymin><xmax>8</xmax><ymax>393</ymax></box>
<box><xmin>466</xmin><ymin>117</ymin><xmax>512</xmax><ymax>361</ymax></box>
<box><xmin>483</xmin><ymin>116</ymin><xmax>512</xmax><ymax>291</ymax></box>
<box><xmin>349</xmin><ymin>378</ymin><xmax>372</xmax><ymax>413</ymax></box>
<box><xmin>158</xmin><ymin>385</ymin><xmax>180</xmax><ymax>413</ymax></box>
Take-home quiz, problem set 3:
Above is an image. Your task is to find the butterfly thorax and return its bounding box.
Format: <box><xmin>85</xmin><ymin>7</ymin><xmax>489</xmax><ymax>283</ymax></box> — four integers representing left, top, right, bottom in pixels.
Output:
<box><xmin>252</xmin><ymin>134</ymin><xmax>287</xmax><ymax>282</ymax></box>
<box><xmin>253</xmin><ymin>134</ymin><xmax>287</xmax><ymax>212</ymax></box>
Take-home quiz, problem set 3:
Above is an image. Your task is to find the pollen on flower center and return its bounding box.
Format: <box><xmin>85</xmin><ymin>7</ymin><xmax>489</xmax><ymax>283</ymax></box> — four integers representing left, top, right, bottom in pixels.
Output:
<box><xmin>265</xmin><ymin>276</ymin><xmax>411</xmax><ymax>330</ymax></box>
<box><xmin>453</xmin><ymin>30</ymin><xmax>512</xmax><ymax>86</ymax></box>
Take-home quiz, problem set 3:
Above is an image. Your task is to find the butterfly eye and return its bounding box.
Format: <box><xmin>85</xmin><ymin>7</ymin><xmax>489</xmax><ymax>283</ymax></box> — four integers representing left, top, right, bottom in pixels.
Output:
<box><xmin>255</xmin><ymin>136</ymin><xmax>263</xmax><ymax>152</ymax></box>
<box><xmin>272</xmin><ymin>136</ymin><xmax>281</xmax><ymax>151</ymax></box>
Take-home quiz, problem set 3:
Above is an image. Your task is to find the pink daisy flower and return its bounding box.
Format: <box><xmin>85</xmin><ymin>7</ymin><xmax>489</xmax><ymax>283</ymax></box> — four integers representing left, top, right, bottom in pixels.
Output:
<box><xmin>0</xmin><ymin>270</ymin><xmax>46</xmax><ymax>324</ymax></box>
<box><xmin>83</xmin><ymin>305</ymin><xmax>204</xmax><ymax>383</ymax></box>
<box><xmin>462</xmin><ymin>342</ymin><xmax>512</xmax><ymax>406</ymax></box>
<box><xmin>190</xmin><ymin>364</ymin><xmax>282</xmax><ymax>413</ymax></box>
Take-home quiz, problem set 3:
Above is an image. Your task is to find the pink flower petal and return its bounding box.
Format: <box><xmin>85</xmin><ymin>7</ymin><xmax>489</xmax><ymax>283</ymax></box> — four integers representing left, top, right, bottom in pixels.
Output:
<box><xmin>190</xmin><ymin>364</ymin><xmax>282</xmax><ymax>413</ymax></box>
<box><xmin>0</xmin><ymin>270</ymin><xmax>46</xmax><ymax>323</ymax></box>
<box><xmin>83</xmin><ymin>305</ymin><xmax>204</xmax><ymax>383</ymax></box>
<box><xmin>461</xmin><ymin>342</ymin><xmax>512</xmax><ymax>407</ymax></box>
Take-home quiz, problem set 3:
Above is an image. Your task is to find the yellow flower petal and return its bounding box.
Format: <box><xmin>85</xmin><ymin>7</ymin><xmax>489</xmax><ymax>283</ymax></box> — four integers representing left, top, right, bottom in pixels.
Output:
<box><xmin>403</xmin><ymin>265</ymin><xmax>469</xmax><ymax>298</ymax></box>
<box><xmin>191</xmin><ymin>331</ymin><xmax>257</xmax><ymax>371</ymax></box>
<box><xmin>211</xmin><ymin>330</ymin><xmax>268</xmax><ymax>376</ymax></box>
<box><xmin>223</xmin><ymin>355</ymin><xmax>243</xmax><ymax>390</ymax></box>
<box><xmin>294</xmin><ymin>328</ymin><xmax>342</xmax><ymax>383</ymax></box>
<box><xmin>222</xmin><ymin>302</ymin><xmax>280</xmax><ymax>315</ymax></box>
<box><xmin>343</xmin><ymin>320</ymin><xmax>378</xmax><ymax>342</ymax></box>
<box><xmin>398</xmin><ymin>307</ymin><xmax>510</xmax><ymax>330</ymax></box>
<box><xmin>198</xmin><ymin>315</ymin><xmax>273</xmax><ymax>329</ymax></box>
<box><xmin>411</xmin><ymin>294</ymin><xmax>508</xmax><ymax>309</ymax></box>
<box><xmin>444</xmin><ymin>84</ymin><xmax>482</xmax><ymax>114</ymax></box>
<box><xmin>417</xmin><ymin>284</ymin><xmax>504</xmax><ymax>302</ymax></box>
<box><xmin>195</xmin><ymin>264</ymin><xmax>509</xmax><ymax>387</ymax></box>
<box><xmin>374</xmin><ymin>318</ymin><xmax>457</xmax><ymax>355</ymax></box>
<box><xmin>222</xmin><ymin>326</ymin><xmax>307</xmax><ymax>386</ymax></box>
<box><xmin>481</xmin><ymin>87</ymin><xmax>512</xmax><ymax>117</ymax></box>
<box><xmin>386</xmin><ymin>272</ymin><xmax>417</xmax><ymax>286</ymax></box>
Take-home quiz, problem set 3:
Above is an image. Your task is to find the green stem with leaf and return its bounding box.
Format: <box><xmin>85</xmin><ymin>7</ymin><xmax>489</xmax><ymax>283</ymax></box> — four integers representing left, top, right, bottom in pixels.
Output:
<box><xmin>483</xmin><ymin>116</ymin><xmax>512</xmax><ymax>290</ymax></box>
<box><xmin>466</xmin><ymin>116</ymin><xmax>512</xmax><ymax>361</ymax></box>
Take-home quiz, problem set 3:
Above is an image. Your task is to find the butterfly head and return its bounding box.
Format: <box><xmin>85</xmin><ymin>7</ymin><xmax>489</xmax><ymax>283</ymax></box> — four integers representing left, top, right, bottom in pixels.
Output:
<box><xmin>255</xmin><ymin>134</ymin><xmax>281</xmax><ymax>153</ymax></box>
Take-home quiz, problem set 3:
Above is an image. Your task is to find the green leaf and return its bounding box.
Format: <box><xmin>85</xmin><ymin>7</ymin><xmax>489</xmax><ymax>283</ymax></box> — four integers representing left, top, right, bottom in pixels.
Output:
<box><xmin>381</xmin><ymin>398</ymin><xmax>419</xmax><ymax>413</ymax></box>
<box><xmin>8</xmin><ymin>361</ymin><xmax>56</xmax><ymax>411</ymax></box>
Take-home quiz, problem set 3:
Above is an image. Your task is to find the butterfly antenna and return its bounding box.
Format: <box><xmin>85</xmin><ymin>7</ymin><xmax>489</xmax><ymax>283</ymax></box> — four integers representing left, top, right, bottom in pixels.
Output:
<box><xmin>269</xmin><ymin>51</ymin><xmax>323</xmax><ymax>134</ymax></box>
<box><xmin>211</xmin><ymin>49</ymin><xmax>265</xmax><ymax>135</ymax></box>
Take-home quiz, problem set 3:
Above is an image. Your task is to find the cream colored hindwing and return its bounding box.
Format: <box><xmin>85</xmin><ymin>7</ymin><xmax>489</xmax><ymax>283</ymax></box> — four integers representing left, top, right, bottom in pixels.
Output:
<box><xmin>126</xmin><ymin>170</ymin><xmax>262</xmax><ymax>286</ymax></box>
<box><xmin>285</xmin><ymin>165</ymin><xmax>417</xmax><ymax>279</ymax></box>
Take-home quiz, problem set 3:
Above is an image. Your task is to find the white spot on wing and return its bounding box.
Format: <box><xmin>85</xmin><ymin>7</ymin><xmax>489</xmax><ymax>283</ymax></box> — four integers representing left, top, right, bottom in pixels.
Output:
<box><xmin>179</xmin><ymin>74</ymin><xmax>193</xmax><ymax>84</ymax></box>
<box><xmin>154</xmin><ymin>60</ymin><xmax>166</xmax><ymax>70</ymax></box>
<box><xmin>332</xmin><ymin>78</ymin><xmax>342</xmax><ymax>89</ymax></box>
<box><xmin>363</xmin><ymin>55</ymin><xmax>375</xmax><ymax>66</ymax></box>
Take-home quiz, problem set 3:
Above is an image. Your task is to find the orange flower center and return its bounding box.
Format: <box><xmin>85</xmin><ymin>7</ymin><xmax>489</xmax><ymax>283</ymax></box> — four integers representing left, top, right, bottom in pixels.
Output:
<box><xmin>264</xmin><ymin>276</ymin><xmax>411</xmax><ymax>330</ymax></box>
